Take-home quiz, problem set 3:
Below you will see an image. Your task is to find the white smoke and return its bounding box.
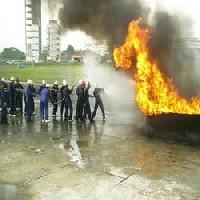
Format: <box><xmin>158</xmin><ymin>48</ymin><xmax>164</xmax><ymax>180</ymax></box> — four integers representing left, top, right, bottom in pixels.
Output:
<box><xmin>83</xmin><ymin>54</ymin><xmax>143</xmax><ymax>125</ymax></box>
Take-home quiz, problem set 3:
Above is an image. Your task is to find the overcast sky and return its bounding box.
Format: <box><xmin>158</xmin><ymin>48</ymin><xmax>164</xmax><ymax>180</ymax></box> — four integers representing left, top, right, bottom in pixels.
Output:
<box><xmin>0</xmin><ymin>0</ymin><xmax>199</xmax><ymax>52</ymax></box>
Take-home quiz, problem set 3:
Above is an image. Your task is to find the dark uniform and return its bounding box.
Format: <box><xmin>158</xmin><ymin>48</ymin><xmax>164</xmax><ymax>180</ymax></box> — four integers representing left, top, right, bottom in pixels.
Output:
<box><xmin>9</xmin><ymin>81</ymin><xmax>16</xmax><ymax>115</ymax></box>
<box><xmin>24</xmin><ymin>85</ymin><xmax>36</xmax><ymax>121</ymax></box>
<box><xmin>0</xmin><ymin>80</ymin><xmax>4</xmax><ymax>108</ymax></box>
<box><xmin>60</xmin><ymin>85</ymin><xmax>65</xmax><ymax>117</ymax></box>
<box><xmin>3</xmin><ymin>82</ymin><xmax>9</xmax><ymax>107</ymax></box>
<box><xmin>92</xmin><ymin>88</ymin><xmax>105</xmax><ymax>120</ymax></box>
<box><xmin>62</xmin><ymin>86</ymin><xmax>73</xmax><ymax>120</ymax></box>
<box><xmin>51</xmin><ymin>84</ymin><xmax>59</xmax><ymax>116</ymax></box>
<box><xmin>83</xmin><ymin>86</ymin><xmax>93</xmax><ymax>122</ymax></box>
<box><xmin>39</xmin><ymin>86</ymin><xmax>50</xmax><ymax>121</ymax></box>
<box><xmin>15</xmin><ymin>79</ymin><xmax>24</xmax><ymax>112</ymax></box>
<box><xmin>0</xmin><ymin>102</ymin><xmax>8</xmax><ymax>124</ymax></box>
<box><xmin>76</xmin><ymin>86</ymin><xmax>85</xmax><ymax>121</ymax></box>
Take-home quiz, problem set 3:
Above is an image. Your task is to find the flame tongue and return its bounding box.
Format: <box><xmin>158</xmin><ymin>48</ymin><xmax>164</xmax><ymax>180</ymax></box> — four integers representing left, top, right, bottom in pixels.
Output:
<box><xmin>113</xmin><ymin>19</ymin><xmax>200</xmax><ymax>116</ymax></box>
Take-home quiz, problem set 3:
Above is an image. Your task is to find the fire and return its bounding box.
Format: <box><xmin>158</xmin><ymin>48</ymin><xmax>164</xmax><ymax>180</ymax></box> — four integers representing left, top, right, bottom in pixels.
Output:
<box><xmin>113</xmin><ymin>18</ymin><xmax>200</xmax><ymax>116</ymax></box>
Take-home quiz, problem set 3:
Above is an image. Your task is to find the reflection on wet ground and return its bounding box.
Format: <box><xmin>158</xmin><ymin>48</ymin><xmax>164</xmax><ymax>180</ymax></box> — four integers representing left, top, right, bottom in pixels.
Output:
<box><xmin>0</xmin><ymin>184</ymin><xmax>17</xmax><ymax>200</ymax></box>
<box><xmin>0</xmin><ymin>111</ymin><xmax>200</xmax><ymax>199</ymax></box>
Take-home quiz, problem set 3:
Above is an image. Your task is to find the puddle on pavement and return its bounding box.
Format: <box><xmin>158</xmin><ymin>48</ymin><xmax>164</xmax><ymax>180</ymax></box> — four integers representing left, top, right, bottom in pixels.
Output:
<box><xmin>0</xmin><ymin>184</ymin><xmax>17</xmax><ymax>200</ymax></box>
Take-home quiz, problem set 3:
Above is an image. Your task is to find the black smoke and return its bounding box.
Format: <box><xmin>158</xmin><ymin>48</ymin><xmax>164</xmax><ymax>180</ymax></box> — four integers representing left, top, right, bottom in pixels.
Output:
<box><xmin>149</xmin><ymin>12</ymin><xmax>200</xmax><ymax>97</ymax></box>
<box><xmin>59</xmin><ymin>0</ymin><xmax>148</xmax><ymax>49</ymax></box>
<box><xmin>48</xmin><ymin>0</ymin><xmax>200</xmax><ymax>97</ymax></box>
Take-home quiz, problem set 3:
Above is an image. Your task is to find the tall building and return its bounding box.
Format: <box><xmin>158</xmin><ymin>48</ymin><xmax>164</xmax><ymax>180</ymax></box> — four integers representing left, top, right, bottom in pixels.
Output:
<box><xmin>25</xmin><ymin>0</ymin><xmax>42</xmax><ymax>63</ymax></box>
<box><xmin>47</xmin><ymin>20</ymin><xmax>61</xmax><ymax>62</ymax></box>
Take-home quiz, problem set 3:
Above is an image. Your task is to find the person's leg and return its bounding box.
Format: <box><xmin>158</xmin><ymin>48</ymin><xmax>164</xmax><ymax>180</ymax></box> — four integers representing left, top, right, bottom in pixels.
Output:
<box><xmin>40</xmin><ymin>101</ymin><xmax>44</xmax><ymax>121</ymax></box>
<box><xmin>55</xmin><ymin>103</ymin><xmax>58</xmax><ymax>115</ymax></box>
<box><xmin>64</xmin><ymin>101</ymin><xmax>68</xmax><ymax>120</ymax></box>
<box><xmin>69</xmin><ymin>100</ymin><xmax>73</xmax><ymax>120</ymax></box>
<box><xmin>86</xmin><ymin>103</ymin><xmax>92</xmax><ymax>121</ymax></box>
<box><xmin>44</xmin><ymin>101</ymin><xmax>48</xmax><ymax>120</ymax></box>
<box><xmin>99</xmin><ymin>101</ymin><xmax>105</xmax><ymax>119</ymax></box>
<box><xmin>19</xmin><ymin>95</ymin><xmax>23</xmax><ymax>112</ymax></box>
<box><xmin>27</xmin><ymin>103</ymin><xmax>31</xmax><ymax>121</ymax></box>
<box><xmin>60</xmin><ymin>101</ymin><xmax>64</xmax><ymax>117</ymax></box>
<box><xmin>52</xmin><ymin>102</ymin><xmax>56</xmax><ymax>115</ymax></box>
<box><xmin>10</xmin><ymin>96</ymin><xmax>16</xmax><ymax>115</ymax></box>
<box><xmin>92</xmin><ymin>102</ymin><xmax>98</xmax><ymax>119</ymax></box>
<box><xmin>76</xmin><ymin>100</ymin><xmax>80</xmax><ymax>120</ymax></box>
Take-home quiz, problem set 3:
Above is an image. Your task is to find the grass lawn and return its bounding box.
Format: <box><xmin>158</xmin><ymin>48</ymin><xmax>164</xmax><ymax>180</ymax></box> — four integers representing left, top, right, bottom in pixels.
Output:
<box><xmin>0</xmin><ymin>63</ymin><xmax>85</xmax><ymax>85</ymax></box>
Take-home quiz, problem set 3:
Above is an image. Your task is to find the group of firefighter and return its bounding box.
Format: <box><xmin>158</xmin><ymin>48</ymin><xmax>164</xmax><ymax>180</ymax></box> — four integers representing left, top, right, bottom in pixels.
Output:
<box><xmin>0</xmin><ymin>77</ymin><xmax>105</xmax><ymax>124</ymax></box>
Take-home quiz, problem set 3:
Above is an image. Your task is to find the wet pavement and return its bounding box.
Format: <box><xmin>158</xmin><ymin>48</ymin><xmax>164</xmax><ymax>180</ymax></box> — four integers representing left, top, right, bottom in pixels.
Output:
<box><xmin>0</xmin><ymin>102</ymin><xmax>200</xmax><ymax>200</ymax></box>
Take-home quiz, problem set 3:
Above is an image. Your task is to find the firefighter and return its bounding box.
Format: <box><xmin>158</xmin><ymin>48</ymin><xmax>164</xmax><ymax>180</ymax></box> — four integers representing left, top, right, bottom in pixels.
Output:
<box><xmin>92</xmin><ymin>85</ymin><xmax>105</xmax><ymax>120</ymax></box>
<box><xmin>15</xmin><ymin>77</ymin><xmax>24</xmax><ymax>113</ymax></box>
<box><xmin>60</xmin><ymin>80</ymin><xmax>67</xmax><ymax>118</ymax></box>
<box><xmin>24</xmin><ymin>80</ymin><xmax>36</xmax><ymax>121</ymax></box>
<box><xmin>75</xmin><ymin>80</ymin><xmax>85</xmax><ymax>121</ymax></box>
<box><xmin>62</xmin><ymin>80</ymin><xmax>73</xmax><ymax>121</ymax></box>
<box><xmin>51</xmin><ymin>80</ymin><xmax>59</xmax><ymax>117</ymax></box>
<box><xmin>39</xmin><ymin>83</ymin><xmax>50</xmax><ymax>122</ymax></box>
<box><xmin>0</xmin><ymin>102</ymin><xmax>8</xmax><ymax>124</ymax></box>
<box><xmin>83</xmin><ymin>81</ymin><xmax>93</xmax><ymax>123</ymax></box>
<box><xmin>9</xmin><ymin>76</ymin><xmax>16</xmax><ymax>116</ymax></box>
<box><xmin>39</xmin><ymin>80</ymin><xmax>46</xmax><ymax>95</ymax></box>
<box><xmin>1</xmin><ymin>78</ymin><xmax>9</xmax><ymax>107</ymax></box>
<box><xmin>0</xmin><ymin>78</ymin><xmax>4</xmax><ymax>109</ymax></box>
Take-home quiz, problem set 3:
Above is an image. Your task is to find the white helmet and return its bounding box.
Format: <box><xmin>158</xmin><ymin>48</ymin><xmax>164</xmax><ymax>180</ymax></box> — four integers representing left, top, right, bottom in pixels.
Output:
<box><xmin>10</xmin><ymin>76</ymin><xmax>15</xmax><ymax>81</ymax></box>
<box><xmin>63</xmin><ymin>80</ymin><xmax>67</xmax><ymax>86</ymax></box>
<box><xmin>46</xmin><ymin>84</ymin><xmax>50</xmax><ymax>88</ymax></box>
<box><xmin>27</xmin><ymin>79</ymin><xmax>32</xmax><ymax>84</ymax></box>
<box><xmin>78</xmin><ymin>80</ymin><xmax>83</xmax><ymax>85</ymax></box>
<box><xmin>54</xmin><ymin>80</ymin><xmax>58</xmax><ymax>85</ymax></box>
<box><xmin>42</xmin><ymin>80</ymin><xmax>46</xmax><ymax>85</ymax></box>
<box><xmin>1</xmin><ymin>77</ymin><xmax>5</xmax><ymax>81</ymax></box>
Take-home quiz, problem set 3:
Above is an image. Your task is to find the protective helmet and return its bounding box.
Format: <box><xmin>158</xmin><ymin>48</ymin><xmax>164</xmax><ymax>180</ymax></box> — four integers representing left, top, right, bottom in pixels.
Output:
<box><xmin>46</xmin><ymin>84</ymin><xmax>50</xmax><ymax>88</ymax></box>
<box><xmin>54</xmin><ymin>80</ymin><xmax>58</xmax><ymax>85</ymax></box>
<box><xmin>63</xmin><ymin>80</ymin><xmax>67</xmax><ymax>86</ymax></box>
<box><xmin>10</xmin><ymin>76</ymin><xmax>15</xmax><ymax>81</ymax></box>
<box><xmin>27</xmin><ymin>79</ymin><xmax>32</xmax><ymax>84</ymax></box>
<box><xmin>42</xmin><ymin>80</ymin><xmax>46</xmax><ymax>85</ymax></box>
<box><xmin>1</xmin><ymin>77</ymin><xmax>5</xmax><ymax>81</ymax></box>
<box><xmin>78</xmin><ymin>80</ymin><xmax>83</xmax><ymax>85</ymax></box>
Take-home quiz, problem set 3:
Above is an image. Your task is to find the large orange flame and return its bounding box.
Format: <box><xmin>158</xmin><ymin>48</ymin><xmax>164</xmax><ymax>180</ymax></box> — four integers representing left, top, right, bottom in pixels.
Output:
<box><xmin>113</xmin><ymin>19</ymin><xmax>200</xmax><ymax>116</ymax></box>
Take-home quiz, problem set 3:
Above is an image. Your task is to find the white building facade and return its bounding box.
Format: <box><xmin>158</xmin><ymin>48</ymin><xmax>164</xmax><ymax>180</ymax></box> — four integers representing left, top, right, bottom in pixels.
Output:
<box><xmin>25</xmin><ymin>0</ymin><xmax>42</xmax><ymax>63</ymax></box>
<box><xmin>47</xmin><ymin>20</ymin><xmax>61</xmax><ymax>62</ymax></box>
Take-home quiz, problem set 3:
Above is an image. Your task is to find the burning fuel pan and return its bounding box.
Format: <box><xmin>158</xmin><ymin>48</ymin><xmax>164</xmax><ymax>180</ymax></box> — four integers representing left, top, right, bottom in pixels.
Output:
<box><xmin>145</xmin><ymin>113</ymin><xmax>200</xmax><ymax>145</ymax></box>
<box><xmin>146</xmin><ymin>113</ymin><xmax>200</xmax><ymax>131</ymax></box>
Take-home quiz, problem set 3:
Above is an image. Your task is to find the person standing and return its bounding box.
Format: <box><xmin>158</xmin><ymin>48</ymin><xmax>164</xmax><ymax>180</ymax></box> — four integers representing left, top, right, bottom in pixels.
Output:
<box><xmin>24</xmin><ymin>80</ymin><xmax>36</xmax><ymax>121</ymax></box>
<box><xmin>92</xmin><ymin>86</ymin><xmax>105</xmax><ymax>120</ymax></box>
<box><xmin>83</xmin><ymin>81</ymin><xmax>93</xmax><ymax>123</ymax></box>
<box><xmin>15</xmin><ymin>77</ymin><xmax>24</xmax><ymax>113</ymax></box>
<box><xmin>9</xmin><ymin>76</ymin><xmax>16</xmax><ymax>116</ymax></box>
<box><xmin>60</xmin><ymin>80</ymin><xmax>67</xmax><ymax>118</ymax></box>
<box><xmin>75</xmin><ymin>80</ymin><xmax>85</xmax><ymax>121</ymax></box>
<box><xmin>0</xmin><ymin>78</ymin><xmax>4</xmax><ymax>109</ymax></box>
<box><xmin>39</xmin><ymin>80</ymin><xmax>46</xmax><ymax>94</ymax></box>
<box><xmin>51</xmin><ymin>81</ymin><xmax>59</xmax><ymax>117</ymax></box>
<box><xmin>1</xmin><ymin>78</ymin><xmax>9</xmax><ymax>107</ymax></box>
<box><xmin>63</xmin><ymin>82</ymin><xmax>73</xmax><ymax>121</ymax></box>
<box><xmin>39</xmin><ymin>84</ymin><xmax>50</xmax><ymax>122</ymax></box>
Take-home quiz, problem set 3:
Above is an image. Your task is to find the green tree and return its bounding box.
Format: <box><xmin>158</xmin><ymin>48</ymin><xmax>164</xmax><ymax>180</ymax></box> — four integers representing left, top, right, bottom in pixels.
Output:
<box><xmin>0</xmin><ymin>47</ymin><xmax>25</xmax><ymax>61</ymax></box>
<box><xmin>66</xmin><ymin>45</ymin><xmax>75</xmax><ymax>60</ymax></box>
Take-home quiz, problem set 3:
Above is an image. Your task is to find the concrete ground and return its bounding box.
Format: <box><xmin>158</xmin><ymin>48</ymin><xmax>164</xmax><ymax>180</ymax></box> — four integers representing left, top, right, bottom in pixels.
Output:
<box><xmin>0</xmin><ymin>106</ymin><xmax>200</xmax><ymax>200</ymax></box>
<box><xmin>0</xmin><ymin>93</ymin><xmax>200</xmax><ymax>200</ymax></box>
